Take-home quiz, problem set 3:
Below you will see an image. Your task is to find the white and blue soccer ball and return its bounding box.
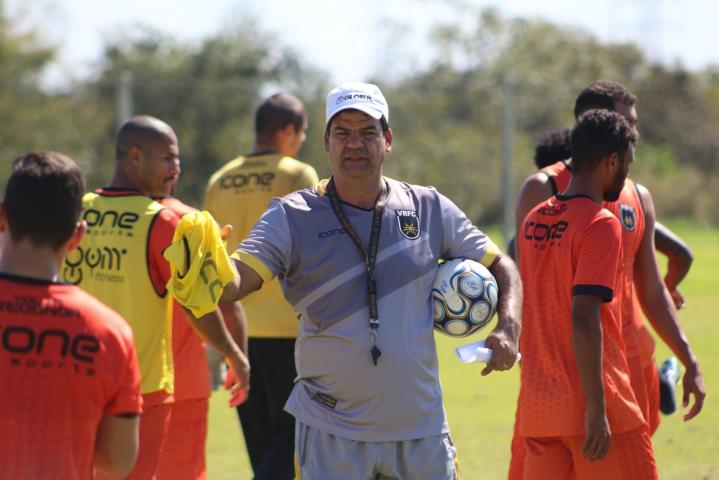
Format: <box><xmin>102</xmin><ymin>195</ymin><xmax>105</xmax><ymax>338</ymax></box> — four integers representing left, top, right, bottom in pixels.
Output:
<box><xmin>432</xmin><ymin>258</ymin><xmax>499</xmax><ymax>337</ymax></box>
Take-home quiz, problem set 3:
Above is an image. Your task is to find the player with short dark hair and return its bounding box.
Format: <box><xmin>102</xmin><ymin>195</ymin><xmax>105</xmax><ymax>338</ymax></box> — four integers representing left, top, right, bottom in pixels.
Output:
<box><xmin>517</xmin><ymin>110</ymin><xmax>658</xmax><ymax>478</ymax></box>
<box><xmin>205</xmin><ymin>92</ymin><xmax>318</xmax><ymax>479</ymax></box>
<box><xmin>64</xmin><ymin>116</ymin><xmax>248</xmax><ymax>480</ymax></box>
<box><xmin>509</xmin><ymin>81</ymin><xmax>705</xmax><ymax>479</ymax></box>
<box><xmin>573</xmin><ymin>80</ymin><xmax>637</xmax><ymax>121</ymax></box>
<box><xmin>533</xmin><ymin>129</ymin><xmax>572</xmax><ymax>169</ymax></box>
<box><xmin>0</xmin><ymin>151</ymin><xmax>142</xmax><ymax>479</ymax></box>
<box><xmin>213</xmin><ymin>82</ymin><xmax>522</xmax><ymax>479</ymax></box>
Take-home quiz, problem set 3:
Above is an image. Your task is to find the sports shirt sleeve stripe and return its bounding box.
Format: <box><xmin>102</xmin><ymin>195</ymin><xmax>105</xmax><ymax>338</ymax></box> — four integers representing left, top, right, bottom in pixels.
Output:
<box><xmin>231</xmin><ymin>251</ymin><xmax>275</xmax><ymax>282</ymax></box>
<box><xmin>478</xmin><ymin>241</ymin><xmax>500</xmax><ymax>267</ymax></box>
<box><xmin>572</xmin><ymin>284</ymin><xmax>614</xmax><ymax>302</ymax></box>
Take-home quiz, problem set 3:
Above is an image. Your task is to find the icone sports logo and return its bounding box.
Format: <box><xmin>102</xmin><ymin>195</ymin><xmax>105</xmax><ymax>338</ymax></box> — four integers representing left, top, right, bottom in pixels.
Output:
<box><xmin>1</xmin><ymin>326</ymin><xmax>99</xmax><ymax>363</ymax></box>
<box><xmin>524</xmin><ymin>220</ymin><xmax>568</xmax><ymax>242</ymax></box>
<box><xmin>318</xmin><ymin>228</ymin><xmax>346</xmax><ymax>238</ymax></box>
<box><xmin>220</xmin><ymin>172</ymin><xmax>275</xmax><ymax>190</ymax></box>
<box><xmin>84</xmin><ymin>209</ymin><xmax>139</xmax><ymax>230</ymax></box>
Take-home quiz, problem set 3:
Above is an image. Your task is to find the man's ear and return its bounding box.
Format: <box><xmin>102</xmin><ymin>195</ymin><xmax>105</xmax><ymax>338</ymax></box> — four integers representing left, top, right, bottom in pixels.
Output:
<box><xmin>605</xmin><ymin>152</ymin><xmax>619</xmax><ymax>173</ymax></box>
<box><xmin>324</xmin><ymin>130</ymin><xmax>330</xmax><ymax>153</ymax></box>
<box><xmin>67</xmin><ymin>220</ymin><xmax>87</xmax><ymax>252</ymax></box>
<box><xmin>127</xmin><ymin>145</ymin><xmax>143</xmax><ymax>166</ymax></box>
<box><xmin>384</xmin><ymin>128</ymin><xmax>393</xmax><ymax>153</ymax></box>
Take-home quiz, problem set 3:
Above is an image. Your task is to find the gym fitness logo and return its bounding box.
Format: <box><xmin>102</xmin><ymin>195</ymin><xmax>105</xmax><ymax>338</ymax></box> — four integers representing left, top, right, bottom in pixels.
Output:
<box><xmin>62</xmin><ymin>246</ymin><xmax>128</xmax><ymax>285</ymax></box>
<box><xmin>396</xmin><ymin>210</ymin><xmax>420</xmax><ymax>240</ymax></box>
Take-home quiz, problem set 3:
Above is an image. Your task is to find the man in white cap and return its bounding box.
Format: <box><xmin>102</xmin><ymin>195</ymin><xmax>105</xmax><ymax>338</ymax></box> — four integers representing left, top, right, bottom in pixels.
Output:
<box><xmin>218</xmin><ymin>82</ymin><xmax>522</xmax><ymax>479</ymax></box>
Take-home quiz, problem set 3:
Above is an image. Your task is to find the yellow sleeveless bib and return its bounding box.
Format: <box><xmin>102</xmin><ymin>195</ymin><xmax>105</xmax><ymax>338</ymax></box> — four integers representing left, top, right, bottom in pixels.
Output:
<box><xmin>63</xmin><ymin>192</ymin><xmax>174</xmax><ymax>395</ymax></box>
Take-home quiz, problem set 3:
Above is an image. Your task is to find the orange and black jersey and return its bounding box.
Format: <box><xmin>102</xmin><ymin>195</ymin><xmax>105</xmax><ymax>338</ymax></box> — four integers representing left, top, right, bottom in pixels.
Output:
<box><xmin>539</xmin><ymin>160</ymin><xmax>571</xmax><ymax>196</ymax></box>
<box><xmin>0</xmin><ymin>273</ymin><xmax>142</xmax><ymax>479</ymax></box>
<box><xmin>517</xmin><ymin>194</ymin><xmax>644</xmax><ymax>438</ymax></box>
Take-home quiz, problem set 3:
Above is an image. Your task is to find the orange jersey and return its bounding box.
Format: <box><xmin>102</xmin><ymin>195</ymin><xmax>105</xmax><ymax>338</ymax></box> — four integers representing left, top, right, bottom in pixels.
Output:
<box><xmin>602</xmin><ymin>179</ymin><xmax>648</xmax><ymax>361</ymax></box>
<box><xmin>0</xmin><ymin>274</ymin><xmax>142</xmax><ymax>479</ymax></box>
<box><xmin>539</xmin><ymin>160</ymin><xmax>571</xmax><ymax>195</ymax></box>
<box><xmin>156</xmin><ymin>197</ymin><xmax>211</xmax><ymax>401</ymax></box>
<box><xmin>518</xmin><ymin>194</ymin><xmax>644</xmax><ymax>437</ymax></box>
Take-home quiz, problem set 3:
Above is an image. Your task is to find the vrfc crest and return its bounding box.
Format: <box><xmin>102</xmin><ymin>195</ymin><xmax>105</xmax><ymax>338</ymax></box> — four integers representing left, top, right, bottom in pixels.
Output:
<box><xmin>396</xmin><ymin>209</ymin><xmax>420</xmax><ymax>239</ymax></box>
<box><xmin>619</xmin><ymin>204</ymin><xmax>636</xmax><ymax>231</ymax></box>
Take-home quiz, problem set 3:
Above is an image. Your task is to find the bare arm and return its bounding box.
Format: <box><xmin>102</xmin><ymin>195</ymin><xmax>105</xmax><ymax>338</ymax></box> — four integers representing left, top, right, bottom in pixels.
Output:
<box><xmin>482</xmin><ymin>251</ymin><xmax>522</xmax><ymax>376</ymax></box>
<box><xmin>94</xmin><ymin>414</ymin><xmax>139</xmax><ymax>478</ymax></box>
<box><xmin>219</xmin><ymin>259</ymin><xmax>263</xmax><ymax>304</ymax></box>
<box><xmin>183</xmin><ymin>307</ymin><xmax>250</xmax><ymax>390</ymax></box>
<box><xmin>219</xmin><ymin>301</ymin><xmax>248</xmax><ymax>354</ymax></box>
<box><xmin>654</xmin><ymin>220</ymin><xmax>694</xmax><ymax>309</ymax></box>
<box><xmin>634</xmin><ymin>185</ymin><xmax>705</xmax><ymax>420</ymax></box>
<box><xmin>514</xmin><ymin>173</ymin><xmax>555</xmax><ymax>260</ymax></box>
<box><xmin>572</xmin><ymin>294</ymin><xmax>610</xmax><ymax>462</ymax></box>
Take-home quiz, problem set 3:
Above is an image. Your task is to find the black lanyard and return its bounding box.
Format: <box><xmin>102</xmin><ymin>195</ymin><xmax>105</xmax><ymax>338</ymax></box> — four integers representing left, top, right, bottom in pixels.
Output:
<box><xmin>325</xmin><ymin>177</ymin><xmax>388</xmax><ymax>366</ymax></box>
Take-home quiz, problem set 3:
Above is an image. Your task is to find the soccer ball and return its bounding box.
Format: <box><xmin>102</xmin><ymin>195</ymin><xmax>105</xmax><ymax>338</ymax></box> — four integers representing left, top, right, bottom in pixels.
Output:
<box><xmin>432</xmin><ymin>258</ymin><xmax>499</xmax><ymax>337</ymax></box>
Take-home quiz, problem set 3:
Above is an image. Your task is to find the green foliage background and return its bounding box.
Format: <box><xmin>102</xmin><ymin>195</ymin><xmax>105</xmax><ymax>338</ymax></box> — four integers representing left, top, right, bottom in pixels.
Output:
<box><xmin>1</xmin><ymin>3</ymin><xmax>718</xmax><ymax>225</ymax></box>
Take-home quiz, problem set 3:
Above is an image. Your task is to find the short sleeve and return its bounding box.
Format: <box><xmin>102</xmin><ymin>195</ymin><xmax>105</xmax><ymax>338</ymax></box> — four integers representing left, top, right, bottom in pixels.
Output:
<box><xmin>438</xmin><ymin>191</ymin><xmax>499</xmax><ymax>267</ymax></box>
<box><xmin>572</xmin><ymin>213</ymin><xmax>622</xmax><ymax>302</ymax></box>
<box><xmin>234</xmin><ymin>198</ymin><xmax>292</xmax><ymax>281</ymax></box>
<box><xmin>104</xmin><ymin>322</ymin><xmax>143</xmax><ymax>416</ymax></box>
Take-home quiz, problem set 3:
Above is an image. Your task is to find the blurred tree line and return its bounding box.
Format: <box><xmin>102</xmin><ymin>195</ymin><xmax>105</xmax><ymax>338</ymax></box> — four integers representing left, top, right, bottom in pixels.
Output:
<box><xmin>1</xmin><ymin>3</ymin><xmax>718</xmax><ymax>225</ymax></box>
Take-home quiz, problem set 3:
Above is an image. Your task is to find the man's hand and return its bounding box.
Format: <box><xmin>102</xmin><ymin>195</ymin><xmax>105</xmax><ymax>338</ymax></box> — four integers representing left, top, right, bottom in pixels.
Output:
<box><xmin>481</xmin><ymin>326</ymin><xmax>519</xmax><ymax>376</ymax></box>
<box><xmin>224</xmin><ymin>348</ymin><xmax>250</xmax><ymax>407</ymax></box>
<box><xmin>582</xmin><ymin>404</ymin><xmax>611</xmax><ymax>462</ymax></box>
<box><xmin>667</xmin><ymin>285</ymin><xmax>686</xmax><ymax>310</ymax></box>
<box><xmin>682</xmin><ymin>363</ymin><xmax>706</xmax><ymax>421</ymax></box>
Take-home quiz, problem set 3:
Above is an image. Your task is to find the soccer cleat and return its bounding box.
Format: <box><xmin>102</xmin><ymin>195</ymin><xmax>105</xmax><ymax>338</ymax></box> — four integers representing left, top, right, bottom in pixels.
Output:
<box><xmin>659</xmin><ymin>357</ymin><xmax>681</xmax><ymax>415</ymax></box>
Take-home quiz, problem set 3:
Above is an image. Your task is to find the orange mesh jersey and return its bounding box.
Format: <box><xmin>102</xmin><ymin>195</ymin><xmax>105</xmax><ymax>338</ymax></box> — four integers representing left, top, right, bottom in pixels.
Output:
<box><xmin>602</xmin><ymin>179</ymin><xmax>648</xmax><ymax>361</ymax></box>
<box><xmin>517</xmin><ymin>194</ymin><xmax>644</xmax><ymax>437</ymax></box>
<box><xmin>156</xmin><ymin>196</ymin><xmax>211</xmax><ymax>401</ymax></box>
<box><xmin>0</xmin><ymin>274</ymin><xmax>142</xmax><ymax>479</ymax></box>
<box><xmin>539</xmin><ymin>160</ymin><xmax>571</xmax><ymax>195</ymax></box>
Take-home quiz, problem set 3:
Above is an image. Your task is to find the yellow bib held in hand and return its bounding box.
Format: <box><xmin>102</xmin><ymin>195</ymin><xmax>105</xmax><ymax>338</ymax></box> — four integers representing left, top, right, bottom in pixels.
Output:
<box><xmin>164</xmin><ymin>211</ymin><xmax>236</xmax><ymax>317</ymax></box>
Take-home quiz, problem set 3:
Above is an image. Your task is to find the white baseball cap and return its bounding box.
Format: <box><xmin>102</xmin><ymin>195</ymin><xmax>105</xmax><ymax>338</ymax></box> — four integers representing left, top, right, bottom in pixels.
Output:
<box><xmin>325</xmin><ymin>82</ymin><xmax>389</xmax><ymax>125</ymax></box>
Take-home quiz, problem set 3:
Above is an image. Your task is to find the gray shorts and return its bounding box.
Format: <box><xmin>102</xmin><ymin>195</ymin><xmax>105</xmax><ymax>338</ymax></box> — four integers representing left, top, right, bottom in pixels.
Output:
<box><xmin>294</xmin><ymin>422</ymin><xmax>459</xmax><ymax>480</ymax></box>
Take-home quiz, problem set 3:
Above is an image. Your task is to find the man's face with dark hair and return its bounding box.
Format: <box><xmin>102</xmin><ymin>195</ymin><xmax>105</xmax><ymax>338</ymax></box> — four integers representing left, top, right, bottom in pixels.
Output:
<box><xmin>614</xmin><ymin>101</ymin><xmax>638</xmax><ymax>130</ymax></box>
<box><xmin>604</xmin><ymin>146</ymin><xmax>634</xmax><ymax>201</ymax></box>
<box><xmin>135</xmin><ymin>131</ymin><xmax>181</xmax><ymax>197</ymax></box>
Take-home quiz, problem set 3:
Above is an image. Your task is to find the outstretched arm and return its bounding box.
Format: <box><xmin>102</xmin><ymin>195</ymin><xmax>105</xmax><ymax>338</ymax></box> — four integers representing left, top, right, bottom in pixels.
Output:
<box><xmin>654</xmin><ymin>220</ymin><xmax>694</xmax><ymax>309</ymax></box>
<box><xmin>482</xmin><ymin>251</ymin><xmax>522</xmax><ymax>376</ymax></box>
<box><xmin>183</xmin><ymin>307</ymin><xmax>250</xmax><ymax>392</ymax></box>
<box><xmin>634</xmin><ymin>185</ymin><xmax>705</xmax><ymax>420</ymax></box>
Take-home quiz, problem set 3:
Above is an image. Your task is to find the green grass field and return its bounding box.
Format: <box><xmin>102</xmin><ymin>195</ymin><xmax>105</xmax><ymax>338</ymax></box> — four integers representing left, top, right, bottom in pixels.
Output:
<box><xmin>206</xmin><ymin>222</ymin><xmax>718</xmax><ymax>479</ymax></box>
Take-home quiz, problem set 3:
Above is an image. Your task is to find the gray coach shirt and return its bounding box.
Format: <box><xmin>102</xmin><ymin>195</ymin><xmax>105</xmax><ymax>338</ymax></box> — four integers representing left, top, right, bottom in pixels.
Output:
<box><xmin>234</xmin><ymin>177</ymin><xmax>499</xmax><ymax>442</ymax></box>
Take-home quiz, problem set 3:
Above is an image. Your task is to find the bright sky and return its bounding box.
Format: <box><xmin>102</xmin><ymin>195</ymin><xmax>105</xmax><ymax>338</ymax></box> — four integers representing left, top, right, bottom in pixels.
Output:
<box><xmin>7</xmin><ymin>0</ymin><xmax>719</xmax><ymax>86</ymax></box>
